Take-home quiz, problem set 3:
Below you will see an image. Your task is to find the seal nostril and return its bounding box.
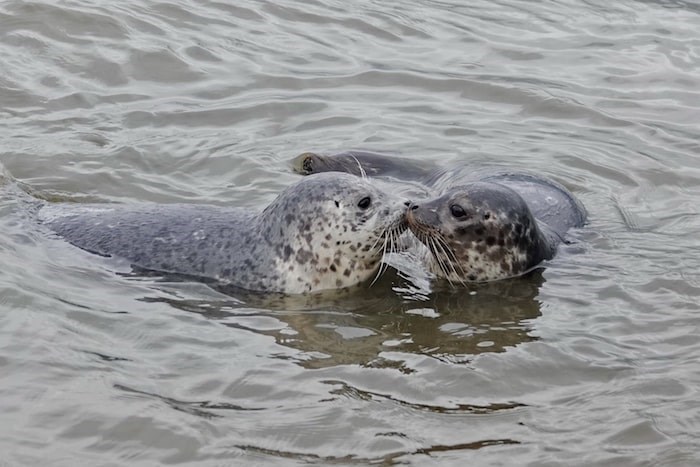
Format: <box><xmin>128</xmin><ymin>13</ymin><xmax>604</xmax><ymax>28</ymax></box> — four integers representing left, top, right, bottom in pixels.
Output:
<box><xmin>404</xmin><ymin>201</ymin><xmax>419</xmax><ymax>211</ymax></box>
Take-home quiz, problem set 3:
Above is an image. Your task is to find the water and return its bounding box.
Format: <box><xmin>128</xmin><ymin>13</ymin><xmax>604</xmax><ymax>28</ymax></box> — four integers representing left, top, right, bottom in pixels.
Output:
<box><xmin>1</xmin><ymin>0</ymin><xmax>700</xmax><ymax>464</ymax></box>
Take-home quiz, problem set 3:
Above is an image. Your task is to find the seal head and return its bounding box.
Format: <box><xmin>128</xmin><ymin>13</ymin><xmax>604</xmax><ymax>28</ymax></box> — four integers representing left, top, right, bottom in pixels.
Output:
<box><xmin>406</xmin><ymin>182</ymin><xmax>556</xmax><ymax>283</ymax></box>
<box><xmin>256</xmin><ymin>172</ymin><xmax>409</xmax><ymax>292</ymax></box>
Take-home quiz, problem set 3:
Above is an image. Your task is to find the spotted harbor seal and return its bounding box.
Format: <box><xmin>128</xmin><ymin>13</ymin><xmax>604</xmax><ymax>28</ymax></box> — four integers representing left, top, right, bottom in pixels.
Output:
<box><xmin>294</xmin><ymin>151</ymin><xmax>434</xmax><ymax>180</ymax></box>
<box><xmin>41</xmin><ymin>172</ymin><xmax>409</xmax><ymax>294</ymax></box>
<box><xmin>293</xmin><ymin>151</ymin><xmax>586</xmax><ymax>283</ymax></box>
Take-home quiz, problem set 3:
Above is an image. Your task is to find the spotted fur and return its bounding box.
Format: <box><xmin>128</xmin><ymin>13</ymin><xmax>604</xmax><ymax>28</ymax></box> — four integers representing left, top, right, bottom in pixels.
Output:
<box><xmin>43</xmin><ymin>172</ymin><xmax>408</xmax><ymax>294</ymax></box>
<box><xmin>406</xmin><ymin>182</ymin><xmax>557</xmax><ymax>283</ymax></box>
<box><xmin>295</xmin><ymin>151</ymin><xmax>586</xmax><ymax>284</ymax></box>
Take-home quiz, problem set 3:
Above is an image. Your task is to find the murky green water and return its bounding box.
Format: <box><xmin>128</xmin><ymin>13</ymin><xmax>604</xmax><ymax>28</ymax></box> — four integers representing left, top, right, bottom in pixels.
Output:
<box><xmin>2</xmin><ymin>0</ymin><xmax>700</xmax><ymax>465</ymax></box>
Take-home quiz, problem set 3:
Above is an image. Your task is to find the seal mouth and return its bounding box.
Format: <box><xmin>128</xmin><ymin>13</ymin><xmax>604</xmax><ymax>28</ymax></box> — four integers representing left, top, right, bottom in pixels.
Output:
<box><xmin>406</xmin><ymin>207</ymin><xmax>466</xmax><ymax>285</ymax></box>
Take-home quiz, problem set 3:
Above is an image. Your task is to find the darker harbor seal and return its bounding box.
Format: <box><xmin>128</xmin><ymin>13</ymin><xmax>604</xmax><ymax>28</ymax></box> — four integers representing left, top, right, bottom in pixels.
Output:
<box><xmin>294</xmin><ymin>151</ymin><xmax>434</xmax><ymax>180</ymax></box>
<box><xmin>41</xmin><ymin>172</ymin><xmax>409</xmax><ymax>294</ymax></box>
<box><xmin>293</xmin><ymin>151</ymin><xmax>586</xmax><ymax>283</ymax></box>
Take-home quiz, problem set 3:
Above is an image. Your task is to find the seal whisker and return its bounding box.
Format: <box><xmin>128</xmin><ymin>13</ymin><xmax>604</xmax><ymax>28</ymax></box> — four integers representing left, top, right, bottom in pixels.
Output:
<box><xmin>429</xmin><ymin>233</ymin><xmax>465</xmax><ymax>286</ymax></box>
<box><xmin>409</xmin><ymin>221</ymin><xmax>456</xmax><ymax>282</ymax></box>
<box><xmin>350</xmin><ymin>155</ymin><xmax>368</xmax><ymax>180</ymax></box>
<box><xmin>371</xmin><ymin>221</ymin><xmax>405</xmax><ymax>286</ymax></box>
<box><xmin>433</xmin><ymin>239</ymin><xmax>456</xmax><ymax>284</ymax></box>
<box><xmin>370</xmin><ymin>227</ymin><xmax>391</xmax><ymax>286</ymax></box>
<box><xmin>370</xmin><ymin>228</ymin><xmax>386</xmax><ymax>252</ymax></box>
<box><xmin>427</xmin><ymin>236</ymin><xmax>455</xmax><ymax>286</ymax></box>
<box><xmin>433</xmin><ymin>233</ymin><xmax>466</xmax><ymax>284</ymax></box>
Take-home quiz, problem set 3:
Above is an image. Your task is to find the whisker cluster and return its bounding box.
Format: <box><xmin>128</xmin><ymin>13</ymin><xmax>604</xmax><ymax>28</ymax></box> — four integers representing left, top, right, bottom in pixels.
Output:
<box><xmin>350</xmin><ymin>155</ymin><xmax>368</xmax><ymax>180</ymax></box>
<box><xmin>410</xmin><ymin>224</ymin><xmax>466</xmax><ymax>286</ymax></box>
<box><xmin>370</xmin><ymin>222</ymin><xmax>403</xmax><ymax>286</ymax></box>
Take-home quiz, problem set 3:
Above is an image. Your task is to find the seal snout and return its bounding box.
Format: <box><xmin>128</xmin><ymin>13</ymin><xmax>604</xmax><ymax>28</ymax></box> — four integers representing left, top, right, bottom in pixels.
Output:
<box><xmin>403</xmin><ymin>201</ymin><xmax>419</xmax><ymax>222</ymax></box>
<box><xmin>405</xmin><ymin>201</ymin><xmax>419</xmax><ymax>212</ymax></box>
<box><xmin>405</xmin><ymin>200</ymin><xmax>440</xmax><ymax>231</ymax></box>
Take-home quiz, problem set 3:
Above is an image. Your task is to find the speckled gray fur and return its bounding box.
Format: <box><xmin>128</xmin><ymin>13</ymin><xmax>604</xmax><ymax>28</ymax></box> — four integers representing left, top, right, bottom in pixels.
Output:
<box><xmin>43</xmin><ymin>172</ymin><xmax>408</xmax><ymax>294</ymax></box>
<box><xmin>407</xmin><ymin>182</ymin><xmax>561</xmax><ymax>282</ymax></box>
<box><xmin>294</xmin><ymin>151</ymin><xmax>587</xmax><ymax>282</ymax></box>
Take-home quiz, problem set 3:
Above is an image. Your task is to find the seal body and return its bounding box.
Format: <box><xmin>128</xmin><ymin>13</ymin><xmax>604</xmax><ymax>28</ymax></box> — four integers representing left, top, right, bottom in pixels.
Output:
<box><xmin>294</xmin><ymin>151</ymin><xmax>586</xmax><ymax>282</ymax></box>
<box><xmin>43</xmin><ymin>172</ymin><xmax>409</xmax><ymax>294</ymax></box>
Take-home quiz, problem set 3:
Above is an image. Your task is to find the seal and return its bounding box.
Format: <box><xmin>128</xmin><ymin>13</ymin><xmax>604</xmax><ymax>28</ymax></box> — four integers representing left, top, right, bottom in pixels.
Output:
<box><xmin>293</xmin><ymin>151</ymin><xmax>586</xmax><ymax>283</ymax></box>
<box><xmin>405</xmin><ymin>182</ymin><xmax>562</xmax><ymax>283</ymax></box>
<box><xmin>294</xmin><ymin>151</ymin><xmax>433</xmax><ymax>180</ymax></box>
<box><xmin>42</xmin><ymin>172</ymin><xmax>410</xmax><ymax>294</ymax></box>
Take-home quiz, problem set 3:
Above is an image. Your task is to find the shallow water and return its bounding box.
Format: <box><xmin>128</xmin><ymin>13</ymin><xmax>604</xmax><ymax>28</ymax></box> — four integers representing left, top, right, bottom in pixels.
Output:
<box><xmin>2</xmin><ymin>0</ymin><xmax>700</xmax><ymax>465</ymax></box>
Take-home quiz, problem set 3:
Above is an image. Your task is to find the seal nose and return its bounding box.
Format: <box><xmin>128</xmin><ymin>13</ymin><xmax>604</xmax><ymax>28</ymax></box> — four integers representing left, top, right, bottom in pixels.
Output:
<box><xmin>405</xmin><ymin>202</ymin><xmax>420</xmax><ymax>224</ymax></box>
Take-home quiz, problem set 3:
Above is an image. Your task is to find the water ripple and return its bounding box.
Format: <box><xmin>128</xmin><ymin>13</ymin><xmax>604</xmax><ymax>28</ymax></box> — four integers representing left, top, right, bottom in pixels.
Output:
<box><xmin>2</xmin><ymin>0</ymin><xmax>700</xmax><ymax>464</ymax></box>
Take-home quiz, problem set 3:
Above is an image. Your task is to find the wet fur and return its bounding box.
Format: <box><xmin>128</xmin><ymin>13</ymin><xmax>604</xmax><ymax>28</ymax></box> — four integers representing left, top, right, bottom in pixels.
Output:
<box><xmin>43</xmin><ymin>172</ymin><xmax>409</xmax><ymax>294</ymax></box>
<box><xmin>294</xmin><ymin>151</ymin><xmax>586</xmax><ymax>283</ymax></box>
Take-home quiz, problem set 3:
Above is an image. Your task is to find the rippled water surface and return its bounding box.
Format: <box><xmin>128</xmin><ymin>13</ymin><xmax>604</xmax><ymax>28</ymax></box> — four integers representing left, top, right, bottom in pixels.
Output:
<box><xmin>2</xmin><ymin>0</ymin><xmax>700</xmax><ymax>465</ymax></box>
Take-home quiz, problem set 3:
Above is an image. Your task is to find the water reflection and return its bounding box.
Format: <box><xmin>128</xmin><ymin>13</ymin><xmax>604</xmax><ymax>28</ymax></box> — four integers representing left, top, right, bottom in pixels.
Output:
<box><xmin>145</xmin><ymin>267</ymin><xmax>544</xmax><ymax>369</ymax></box>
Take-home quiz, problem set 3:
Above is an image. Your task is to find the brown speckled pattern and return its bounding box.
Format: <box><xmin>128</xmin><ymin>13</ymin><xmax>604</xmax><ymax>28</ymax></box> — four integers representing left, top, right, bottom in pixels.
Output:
<box><xmin>295</xmin><ymin>151</ymin><xmax>586</xmax><ymax>283</ymax></box>
<box><xmin>407</xmin><ymin>182</ymin><xmax>556</xmax><ymax>282</ymax></box>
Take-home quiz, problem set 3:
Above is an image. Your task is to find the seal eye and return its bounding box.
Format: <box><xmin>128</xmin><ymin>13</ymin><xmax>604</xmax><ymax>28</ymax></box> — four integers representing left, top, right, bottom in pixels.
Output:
<box><xmin>450</xmin><ymin>204</ymin><xmax>467</xmax><ymax>219</ymax></box>
<box><xmin>357</xmin><ymin>197</ymin><xmax>371</xmax><ymax>209</ymax></box>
